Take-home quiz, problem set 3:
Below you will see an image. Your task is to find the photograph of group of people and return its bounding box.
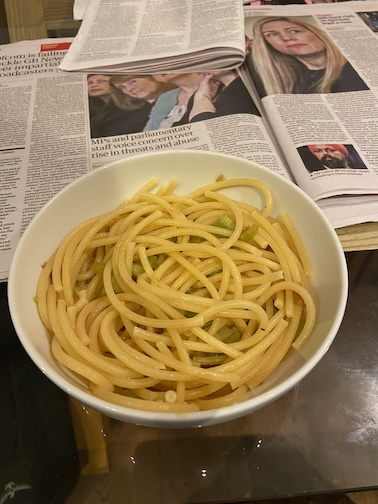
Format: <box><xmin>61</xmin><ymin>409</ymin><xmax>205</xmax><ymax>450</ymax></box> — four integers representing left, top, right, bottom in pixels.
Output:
<box><xmin>297</xmin><ymin>143</ymin><xmax>368</xmax><ymax>172</ymax></box>
<box><xmin>245</xmin><ymin>15</ymin><xmax>369</xmax><ymax>96</ymax></box>
<box><xmin>87</xmin><ymin>70</ymin><xmax>260</xmax><ymax>139</ymax></box>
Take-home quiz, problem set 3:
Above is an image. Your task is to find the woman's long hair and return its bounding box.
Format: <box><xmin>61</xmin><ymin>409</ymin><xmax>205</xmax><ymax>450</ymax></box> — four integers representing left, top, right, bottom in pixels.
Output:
<box><xmin>109</xmin><ymin>75</ymin><xmax>176</xmax><ymax>111</ymax></box>
<box><xmin>88</xmin><ymin>74</ymin><xmax>157</xmax><ymax>131</ymax></box>
<box><xmin>250</xmin><ymin>17</ymin><xmax>346</xmax><ymax>94</ymax></box>
<box><xmin>87</xmin><ymin>74</ymin><xmax>117</xmax><ymax>131</ymax></box>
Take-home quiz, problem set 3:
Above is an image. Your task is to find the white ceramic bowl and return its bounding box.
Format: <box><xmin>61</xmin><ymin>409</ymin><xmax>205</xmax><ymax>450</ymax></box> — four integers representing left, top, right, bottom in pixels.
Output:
<box><xmin>8</xmin><ymin>151</ymin><xmax>348</xmax><ymax>428</ymax></box>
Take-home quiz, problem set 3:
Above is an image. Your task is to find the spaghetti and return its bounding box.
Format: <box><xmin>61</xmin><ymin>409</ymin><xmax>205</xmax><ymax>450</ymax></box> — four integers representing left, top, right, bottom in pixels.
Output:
<box><xmin>36</xmin><ymin>177</ymin><xmax>316</xmax><ymax>413</ymax></box>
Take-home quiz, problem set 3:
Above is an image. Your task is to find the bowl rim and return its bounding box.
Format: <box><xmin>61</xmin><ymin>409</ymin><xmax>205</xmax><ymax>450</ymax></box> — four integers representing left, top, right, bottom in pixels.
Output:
<box><xmin>7</xmin><ymin>150</ymin><xmax>349</xmax><ymax>428</ymax></box>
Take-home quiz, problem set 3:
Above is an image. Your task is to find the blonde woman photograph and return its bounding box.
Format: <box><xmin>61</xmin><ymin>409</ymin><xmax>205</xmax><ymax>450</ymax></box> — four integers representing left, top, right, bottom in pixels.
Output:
<box><xmin>247</xmin><ymin>16</ymin><xmax>369</xmax><ymax>96</ymax></box>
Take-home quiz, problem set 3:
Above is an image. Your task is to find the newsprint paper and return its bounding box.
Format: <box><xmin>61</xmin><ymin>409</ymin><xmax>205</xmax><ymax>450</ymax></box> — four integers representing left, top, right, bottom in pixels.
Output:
<box><xmin>2</xmin><ymin>1</ymin><xmax>378</xmax><ymax>280</ymax></box>
<box><xmin>60</xmin><ymin>0</ymin><xmax>246</xmax><ymax>74</ymax></box>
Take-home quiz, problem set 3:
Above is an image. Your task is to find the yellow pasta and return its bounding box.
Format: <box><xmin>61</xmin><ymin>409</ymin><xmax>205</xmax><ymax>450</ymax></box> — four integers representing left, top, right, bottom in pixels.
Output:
<box><xmin>36</xmin><ymin>177</ymin><xmax>316</xmax><ymax>413</ymax></box>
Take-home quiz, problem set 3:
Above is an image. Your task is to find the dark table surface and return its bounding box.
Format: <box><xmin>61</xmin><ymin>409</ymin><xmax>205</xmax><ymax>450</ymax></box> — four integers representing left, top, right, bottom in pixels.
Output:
<box><xmin>2</xmin><ymin>249</ymin><xmax>377</xmax><ymax>504</ymax></box>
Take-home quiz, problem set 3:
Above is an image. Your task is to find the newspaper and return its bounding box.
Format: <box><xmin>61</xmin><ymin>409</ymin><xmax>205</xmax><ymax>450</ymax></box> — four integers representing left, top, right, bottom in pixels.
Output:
<box><xmin>60</xmin><ymin>0</ymin><xmax>246</xmax><ymax>74</ymax></box>
<box><xmin>2</xmin><ymin>2</ymin><xmax>378</xmax><ymax>280</ymax></box>
<box><xmin>241</xmin><ymin>1</ymin><xmax>378</xmax><ymax>228</ymax></box>
<box><xmin>0</xmin><ymin>38</ymin><xmax>286</xmax><ymax>281</ymax></box>
<box><xmin>73</xmin><ymin>0</ymin><xmax>92</xmax><ymax>21</ymax></box>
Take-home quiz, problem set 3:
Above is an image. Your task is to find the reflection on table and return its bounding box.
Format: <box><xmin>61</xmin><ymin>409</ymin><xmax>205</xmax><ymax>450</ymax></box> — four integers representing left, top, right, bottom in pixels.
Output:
<box><xmin>2</xmin><ymin>250</ymin><xmax>377</xmax><ymax>504</ymax></box>
<box><xmin>67</xmin><ymin>251</ymin><xmax>378</xmax><ymax>504</ymax></box>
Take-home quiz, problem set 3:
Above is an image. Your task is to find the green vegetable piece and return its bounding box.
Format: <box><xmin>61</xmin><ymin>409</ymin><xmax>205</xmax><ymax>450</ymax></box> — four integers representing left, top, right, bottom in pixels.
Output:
<box><xmin>131</xmin><ymin>262</ymin><xmax>145</xmax><ymax>277</ymax></box>
<box><xmin>223</xmin><ymin>330</ymin><xmax>241</xmax><ymax>344</ymax></box>
<box><xmin>148</xmin><ymin>255</ymin><xmax>158</xmax><ymax>269</ymax></box>
<box><xmin>189</xmin><ymin>236</ymin><xmax>205</xmax><ymax>243</ymax></box>
<box><xmin>215</xmin><ymin>326</ymin><xmax>240</xmax><ymax>343</ymax></box>
<box><xmin>212</xmin><ymin>214</ymin><xmax>235</xmax><ymax>231</ymax></box>
<box><xmin>91</xmin><ymin>262</ymin><xmax>105</xmax><ymax>275</ymax></box>
<box><xmin>155</xmin><ymin>253</ymin><xmax>167</xmax><ymax>268</ymax></box>
<box><xmin>132</xmin><ymin>254</ymin><xmax>166</xmax><ymax>276</ymax></box>
<box><xmin>239</xmin><ymin>224</ymin><xmax>259</xmax><ymax>242</ymax></box>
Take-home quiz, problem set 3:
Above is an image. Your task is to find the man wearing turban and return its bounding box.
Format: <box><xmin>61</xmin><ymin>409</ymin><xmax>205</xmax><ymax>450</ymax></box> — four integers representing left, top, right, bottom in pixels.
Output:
<box><xmin>308</xmin><ymin>144</ymin><xmax>351</xmax><ymax>169</ymax></box>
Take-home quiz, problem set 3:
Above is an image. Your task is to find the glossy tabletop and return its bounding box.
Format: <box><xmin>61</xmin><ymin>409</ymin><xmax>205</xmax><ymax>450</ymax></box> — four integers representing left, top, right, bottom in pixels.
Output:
<box><xmin>66</xmin><ymin>250</ymin><xmax>378</xmax><ymax>503</ymax></box>
<box><xmin>2</xmin><ymin>250</ymin><xmax>377</xmax><ymax>504</ymax></box>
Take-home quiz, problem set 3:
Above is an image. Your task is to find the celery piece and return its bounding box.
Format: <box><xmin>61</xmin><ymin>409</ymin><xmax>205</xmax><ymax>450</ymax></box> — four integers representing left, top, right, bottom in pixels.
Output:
<box><xmin>131</xmin><ymin>262</ymin><xmax>145</xmax><ymax>277</ymax></box>
<box><xmin>212</xmin><ymin>214</ymin><xmax>235</xmax><ymax>230</ymax></box>
<box><xmin>148</xmin><ymin>255</ymin><xmax>158</xmax><ymax>269</ymax></box>
<box><xmin>189</xmin><ymin>235</ymin><xmax>205</xmax><ymax>243</ymax></box>
<box><xmin>130</xmin><ymin>254</ymin><xmax>166</xmax><ymax>278</ymax></box>
<box><xmin>223</xmin><ymin>330</ymin><xmax>241</xmax><ymax>344</ymax></box>
<box><xmin>155</xmin><ymin>253</ymin><xmax>167</xmax><ymax>268</ymax></box>
<box><xmin>239</xmin><ymin>224</ymin><xmax>259</xmax><ymax>242</ymax></box>
<box><xmin>91</xmin><ymin>261</ymin><xmax>105</xmax><ymax>275</ymax></box>
<box><xmin>216</xmin><ymin>326</ymin><xmax>240</xmax><ymax>343</ymax></box>
<box><xmin>216</xmin><ymin>326</ymin><xmax>234</xmax><ymax>341</ymax></box>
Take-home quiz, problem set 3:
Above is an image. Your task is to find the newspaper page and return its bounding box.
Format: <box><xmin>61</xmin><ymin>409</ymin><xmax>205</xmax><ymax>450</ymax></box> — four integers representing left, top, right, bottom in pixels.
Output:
<box><xmin>0</xmin><ymin>39</ymin><xmax>92</xmax><ymax>281</ymax></box>
<box><xmin>73</xmin><ymin>0</ymin><xmax>92</xmax><ymax>20</ymax></box>
<box><xmin>0</xmin><ymin>39</ymin><xmax>288</xmax><ymax>281</ymax></box>
<box><xmin>243</xmin><ymin>2</ymin><xmax>378</xmax><ymax>227</ymax></box>
<box><xmin>60</xmin><ymin>0</ymin><xmax>246</xmax><ymax>74</ymax></box>
<box><xmin>243</xmin><ymin>0</ymin><xmax>357</xmax><ymax>5</ymax></box>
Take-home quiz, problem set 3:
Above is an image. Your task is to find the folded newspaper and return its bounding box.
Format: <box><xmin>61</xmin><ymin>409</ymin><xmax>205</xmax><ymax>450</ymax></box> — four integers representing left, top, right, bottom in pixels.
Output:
<box><xmin>2</xmin><ymin>1</ymin><xmax>378</xmax><ymax>281</ymax></box>
<box><xmin>59</xmin><ymin>0</ymin><xmax>246</xmax><ymax>74</ymax></box>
